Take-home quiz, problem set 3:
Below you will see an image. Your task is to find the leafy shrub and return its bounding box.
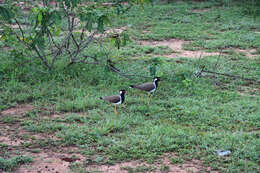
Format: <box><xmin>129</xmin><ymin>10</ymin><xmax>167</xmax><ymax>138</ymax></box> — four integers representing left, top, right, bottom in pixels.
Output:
<box><xmin>0</xmin><ymin>155</ymin><xmax>33</xmax><ymax>171</ymax></box>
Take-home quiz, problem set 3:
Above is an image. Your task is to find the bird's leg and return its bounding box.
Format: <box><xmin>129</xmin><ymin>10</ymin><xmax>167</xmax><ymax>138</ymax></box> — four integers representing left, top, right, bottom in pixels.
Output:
<box><xmin>114</xmin><ymin>105</ymin><xmax>118</xmax><ymax>115</ymax></box>
<box><xmin>110</xmin><ymin>104</ymin><xmax>115</xmax><ymax>114</ymax></box>
<box><xmin>141</xmin><ymin>91</ymin><xmax>145</xmax><ymax>104</ymax></box>
<box><xmin>147</xmin><ymin>93</ymin><xmax>151</xmax><ymax>105</ymax></box>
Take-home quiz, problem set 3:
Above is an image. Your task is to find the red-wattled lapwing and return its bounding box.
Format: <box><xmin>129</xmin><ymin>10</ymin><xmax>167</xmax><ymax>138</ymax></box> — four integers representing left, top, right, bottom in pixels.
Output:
<box><xmin>129</xmin><ymin>77</ymin><xmax>161</xmax><ymax>104</ymax></box>
<box><xmin>100</xmin><ymin>90</ymin><xmax>126</xmax><ymax>115</ymax></box>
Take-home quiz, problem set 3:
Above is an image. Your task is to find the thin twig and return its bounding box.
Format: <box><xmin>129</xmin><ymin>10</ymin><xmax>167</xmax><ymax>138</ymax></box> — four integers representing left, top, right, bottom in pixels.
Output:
<box><xmin>213</xmin><ymin>49</ymin><xmax>223</xmax><ymax>71</ymax></box>
<box><xmin>197</xmin><ymin>52</ymin><xmax>203</xmax><ymax>67</ymax></box>
<box><xmin>14</xmin><ymin>18</ymin><xmax>25</xmax><ymax>41</ymax></box>
<box><xmin>79</xmin><ymin>27</ymin><xmax>86</xmax><ymax>46</ymax></box>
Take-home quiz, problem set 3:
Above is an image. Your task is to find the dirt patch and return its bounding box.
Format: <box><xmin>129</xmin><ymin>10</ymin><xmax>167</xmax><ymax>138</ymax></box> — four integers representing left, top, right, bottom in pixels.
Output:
<box><xmin>88</xmin><ymin>160</ymin><xmax>188</xmax><ymax>173</ymax></box>
<box><xmin>248</xmin><ymin>127</ymin><xmax>260</xmax><ymax>132</ymax></box>
<box><xmin>232</xmin><ymin>48</ymin><xmax>259</xmax><ymax>59</ymax></box>
<box><xmin>1</xmin><ymin>104</ymin><xmax>33</xmax><ymax>116</ymax></box>
<box><xmin>0</xmin><ymin>125</ymin><xmax>30</xmax><ymax>146</ymax></box>
<box><xmin>238</xmin><ymin>86</ymin><xmax>260</xmax><ymax>96</ymax></box>
<box><xmin>16</xmin><ymin>150</ymin><xmax>85</xmax><ymax>173</ymax></box>
<box><xmin>50</xmin><ymin>114</ymin><xmax>64</xmax><ymax>118</ymax></box>
<box><xmin>138</xmin><ymin>39</ymin><xmax>259</xmax><ymax>59</ymax></box>
<box><xmin>164</xmin><ymin>50</ymin><xmax>220</xmax><ymax>59</ymax></box>
<box><xmin>0</xmin><ymin>122</ymin><xmax>59</xmax><ymax>147</ymax></box>
<box><xmin>104</xmin><ymin>26</ymin><xmax>128</xmax><ymax>35</ymax></box>
<box><xmin>139</xmin><ymin>39</ymin><xmax>188</xmax><ymax>50</ymax></box>
<box><xmin>0</xmin><ymin>136</ymin><xmax>24</xmax><ymax>146</ymax></box>
<box><xmin>87</xmin><ymin>153</ymin><xmax>216</xmax><ymax>173</ymax></box>
<box><xmin>101</xmin><ymin>2</ymin><xmax>129</xmax><ymax>6</ymax></box>
<box><xmin>139</xmin><ymin>39</ymin><xmax>220</xmax><ymax>58</ymax></box>
<box><xmin>143</xmin><ymin>30</ymin><xmax>152</xmax><ymax>34</ymax></box>
<box><xmin>192</xmin><ymin>8</ymin><xmax>210</xmax><ymax>13</ymax></box>
<box><xmin>74</xmin><ymin>26</ymin><xmax>128</xmax><ymax>39</ymax></box>
<box><xmin>31</xmin><ymin>132</ymin><xmax>59</xmax><ymax>141</ymax></box>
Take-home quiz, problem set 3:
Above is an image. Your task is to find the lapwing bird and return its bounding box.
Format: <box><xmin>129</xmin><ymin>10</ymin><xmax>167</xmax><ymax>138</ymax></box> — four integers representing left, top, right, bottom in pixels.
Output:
<box><xmin>129</xmin><ymin>77</ymin><xmax>161</xmax><ymax>104</ymax></box>
<box><xmin>100</xmin><ymin>90</ymin><xmax>126</xmax><ymax>115</ymax></box>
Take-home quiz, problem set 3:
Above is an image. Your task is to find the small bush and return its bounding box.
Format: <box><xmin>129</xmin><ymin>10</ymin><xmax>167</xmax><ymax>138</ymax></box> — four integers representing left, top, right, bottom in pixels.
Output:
<box><xmin>0</xmin><ymin>155</ymin><xmax>33</xmax><ymax>171</ymax></box>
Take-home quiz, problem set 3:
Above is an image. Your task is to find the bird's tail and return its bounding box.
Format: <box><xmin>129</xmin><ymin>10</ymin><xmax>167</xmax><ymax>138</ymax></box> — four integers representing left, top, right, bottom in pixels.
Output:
<box><xmin>129</xmin><ymin>85</ymin><xmax>135</xmax><ymax>89</ymax></box>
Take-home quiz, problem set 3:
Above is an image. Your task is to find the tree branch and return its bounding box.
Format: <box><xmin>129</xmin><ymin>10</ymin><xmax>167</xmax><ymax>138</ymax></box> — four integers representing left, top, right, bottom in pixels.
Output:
<box><xmin>34</xmin><ymin>45</ymin><xmax>51</xmax><ymax>69</ymax></box>
<box><xmin>66</xmin><ymin>55</ymin><xmax>101</xmax><ymax>67</ymax></box>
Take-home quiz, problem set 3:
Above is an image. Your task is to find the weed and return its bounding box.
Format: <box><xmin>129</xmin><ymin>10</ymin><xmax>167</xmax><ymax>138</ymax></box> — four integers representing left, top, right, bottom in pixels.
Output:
<box><xmin>170</xmin><ymin>157</ymin><xmax>183</xmax><ymax>164</ymax></box>
<box><xmin>160</xmin><ymin>164</ymin><xmax>170</xmax><ymax>173</ymax></box>
<box><xmin>0</xmin><ymin>155</ymin><xmax>33</xmax><ymax>171</ymax></box>
<box><xmin>0</xmin><ymin>115</ymin><xmax>19</xmax><ymax>125</ymax></box>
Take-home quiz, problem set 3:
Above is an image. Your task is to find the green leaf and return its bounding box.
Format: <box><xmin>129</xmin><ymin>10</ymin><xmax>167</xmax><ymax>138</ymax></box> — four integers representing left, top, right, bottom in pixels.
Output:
<box><xmin>32</xmin><ymin>7</ymin><xmax>38</xmax><ymax>14</ymax></box>
<box><xmin>54</xmin><ymin>27</ymin><xmax>61</xmax><ymax>36</ymax></box>
<box><xmin>38</xmin><ymin>11</ymin><xmax>43</xmax><ymax>25</ymax></box>
<box><xmin>0</xmin><ymin>34</ymin><xmax>6</xmax><ymax>41</ymax></box>
<box><xmin>110</xmin><ymin>38</ymin><xmax>116</xmax><ymax>47</ymax></box>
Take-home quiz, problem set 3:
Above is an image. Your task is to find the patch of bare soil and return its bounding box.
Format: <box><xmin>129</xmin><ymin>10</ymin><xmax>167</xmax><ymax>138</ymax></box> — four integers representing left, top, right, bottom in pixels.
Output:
<box><xmin>192</xmin><ymin>8</ymin><xmax>210</xmax><ymax>13</ymax></box>
<box><xmin>0</xmin><ymin>113</ymin><xmax>61</xmax><ymax>148</ymax></box>
<box><xmin>88</xmin><ymin>26</ymin><xmax>127</xmax><ymax>35</ymax></box>
<box><xmin>87</xmin><ymin>153</ymin><xmax>216</xmax><ymax>173</ymax></box>
<box><xmin>139</xmin><ymin>39</ymin><xmax>220</xmax><ymax>58</ymax></box>
<box><xmin>143</xmin><ymin>30</ymin><xmax>152</xmax><ymax>34</ymax></box>
<box><xmin>248</xmin><ymin>127</ymin><xmax>260</xmax><ymax>132</ymax></box>
<box><xmin>104</xmin><ymin>26</ymin><xmax>128</xmax><ymax>35</ymax></box>
<box><xmin>16</xmin><ymin>150</ymin><xmax>85</xmax><ymax>173</ymax></box>
<box><xmin>0</xmin><ymin>123</ymin><xmax>59</xmax><ymax>147</ymax></box>
<box><xmin>101</xmin><ymin>2</ymin><xmax>129</xmax><ymax>6</ymax></box>
<box><xmin>73</xmin><ymin>26</ymin><xmax>128</xmax><ymax>39</ymax></box>
<box><xmin>1</xmin><ymin>104</ymin><xmax>33</xmax><ymax>116</ymax></box>
<box><xmin>0</xmin><ymin>136</ymin><xmax>24</xmax><ymax>146</ymax></box>
<box><xmin>232</xmin><ymin>48</ymin><xmax>259</xmax><ymax>59</ymax></box>
<box><xmin>237</xmin><ymin>86</ymin><xmax>260</xmax><ymax>96</ymax></box>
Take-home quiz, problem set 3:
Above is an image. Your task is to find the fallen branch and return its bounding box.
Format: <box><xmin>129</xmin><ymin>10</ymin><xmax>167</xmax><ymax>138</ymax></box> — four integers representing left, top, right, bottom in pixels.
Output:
<box><xmin>107</xmin><ymin>64</ymin><xmax>151</xmax><ymax>80</ymax></box>
<box><xmin>201</xmin><ymin>70</ymin><xmax>260</xmax><ymax>84</ymax></box>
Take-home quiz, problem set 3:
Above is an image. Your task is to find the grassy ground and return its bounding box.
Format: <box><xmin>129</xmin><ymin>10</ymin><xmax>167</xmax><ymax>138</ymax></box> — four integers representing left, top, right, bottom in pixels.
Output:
<box><xmin>0</xmin><ymin>0</ymin><xmax>260</xmax><ymax>172</ymax></box>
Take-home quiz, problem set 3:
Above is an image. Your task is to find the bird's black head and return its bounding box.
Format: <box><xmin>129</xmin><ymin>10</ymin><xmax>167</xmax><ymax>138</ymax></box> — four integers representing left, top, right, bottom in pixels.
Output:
<box><xmin>154</xmin><ymin>77</ymin><xmax>161</xmax><ymax>82</ymax></box>
<box><xmin>120</xmin><ymin>90</ymin><xmax>126</xmax><ymax>95</ymax></box>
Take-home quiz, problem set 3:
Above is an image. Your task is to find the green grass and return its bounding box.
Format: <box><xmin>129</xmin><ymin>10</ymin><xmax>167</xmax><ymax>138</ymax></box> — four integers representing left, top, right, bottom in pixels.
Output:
<box><xmin>0</xmin><ymin>155</ymin><xmax>33</xmax><ymax>171</ymax></box>
<box><xmin>0</xmin><ymin>0</ymin><xmax>260</xmax><ymax>172</ymax></box>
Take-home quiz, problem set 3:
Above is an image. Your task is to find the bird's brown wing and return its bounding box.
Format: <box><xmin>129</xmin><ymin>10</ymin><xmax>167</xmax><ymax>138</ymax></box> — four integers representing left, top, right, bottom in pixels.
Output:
<box><xmin>134</xmin><ymin>82</ymin><xmax>155</xmax><ymax>92</ymax></box>
<box><xmin>102</xmin><ymin>95</ymin><xmax>121</xmax><ymax>103</ymax></box>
